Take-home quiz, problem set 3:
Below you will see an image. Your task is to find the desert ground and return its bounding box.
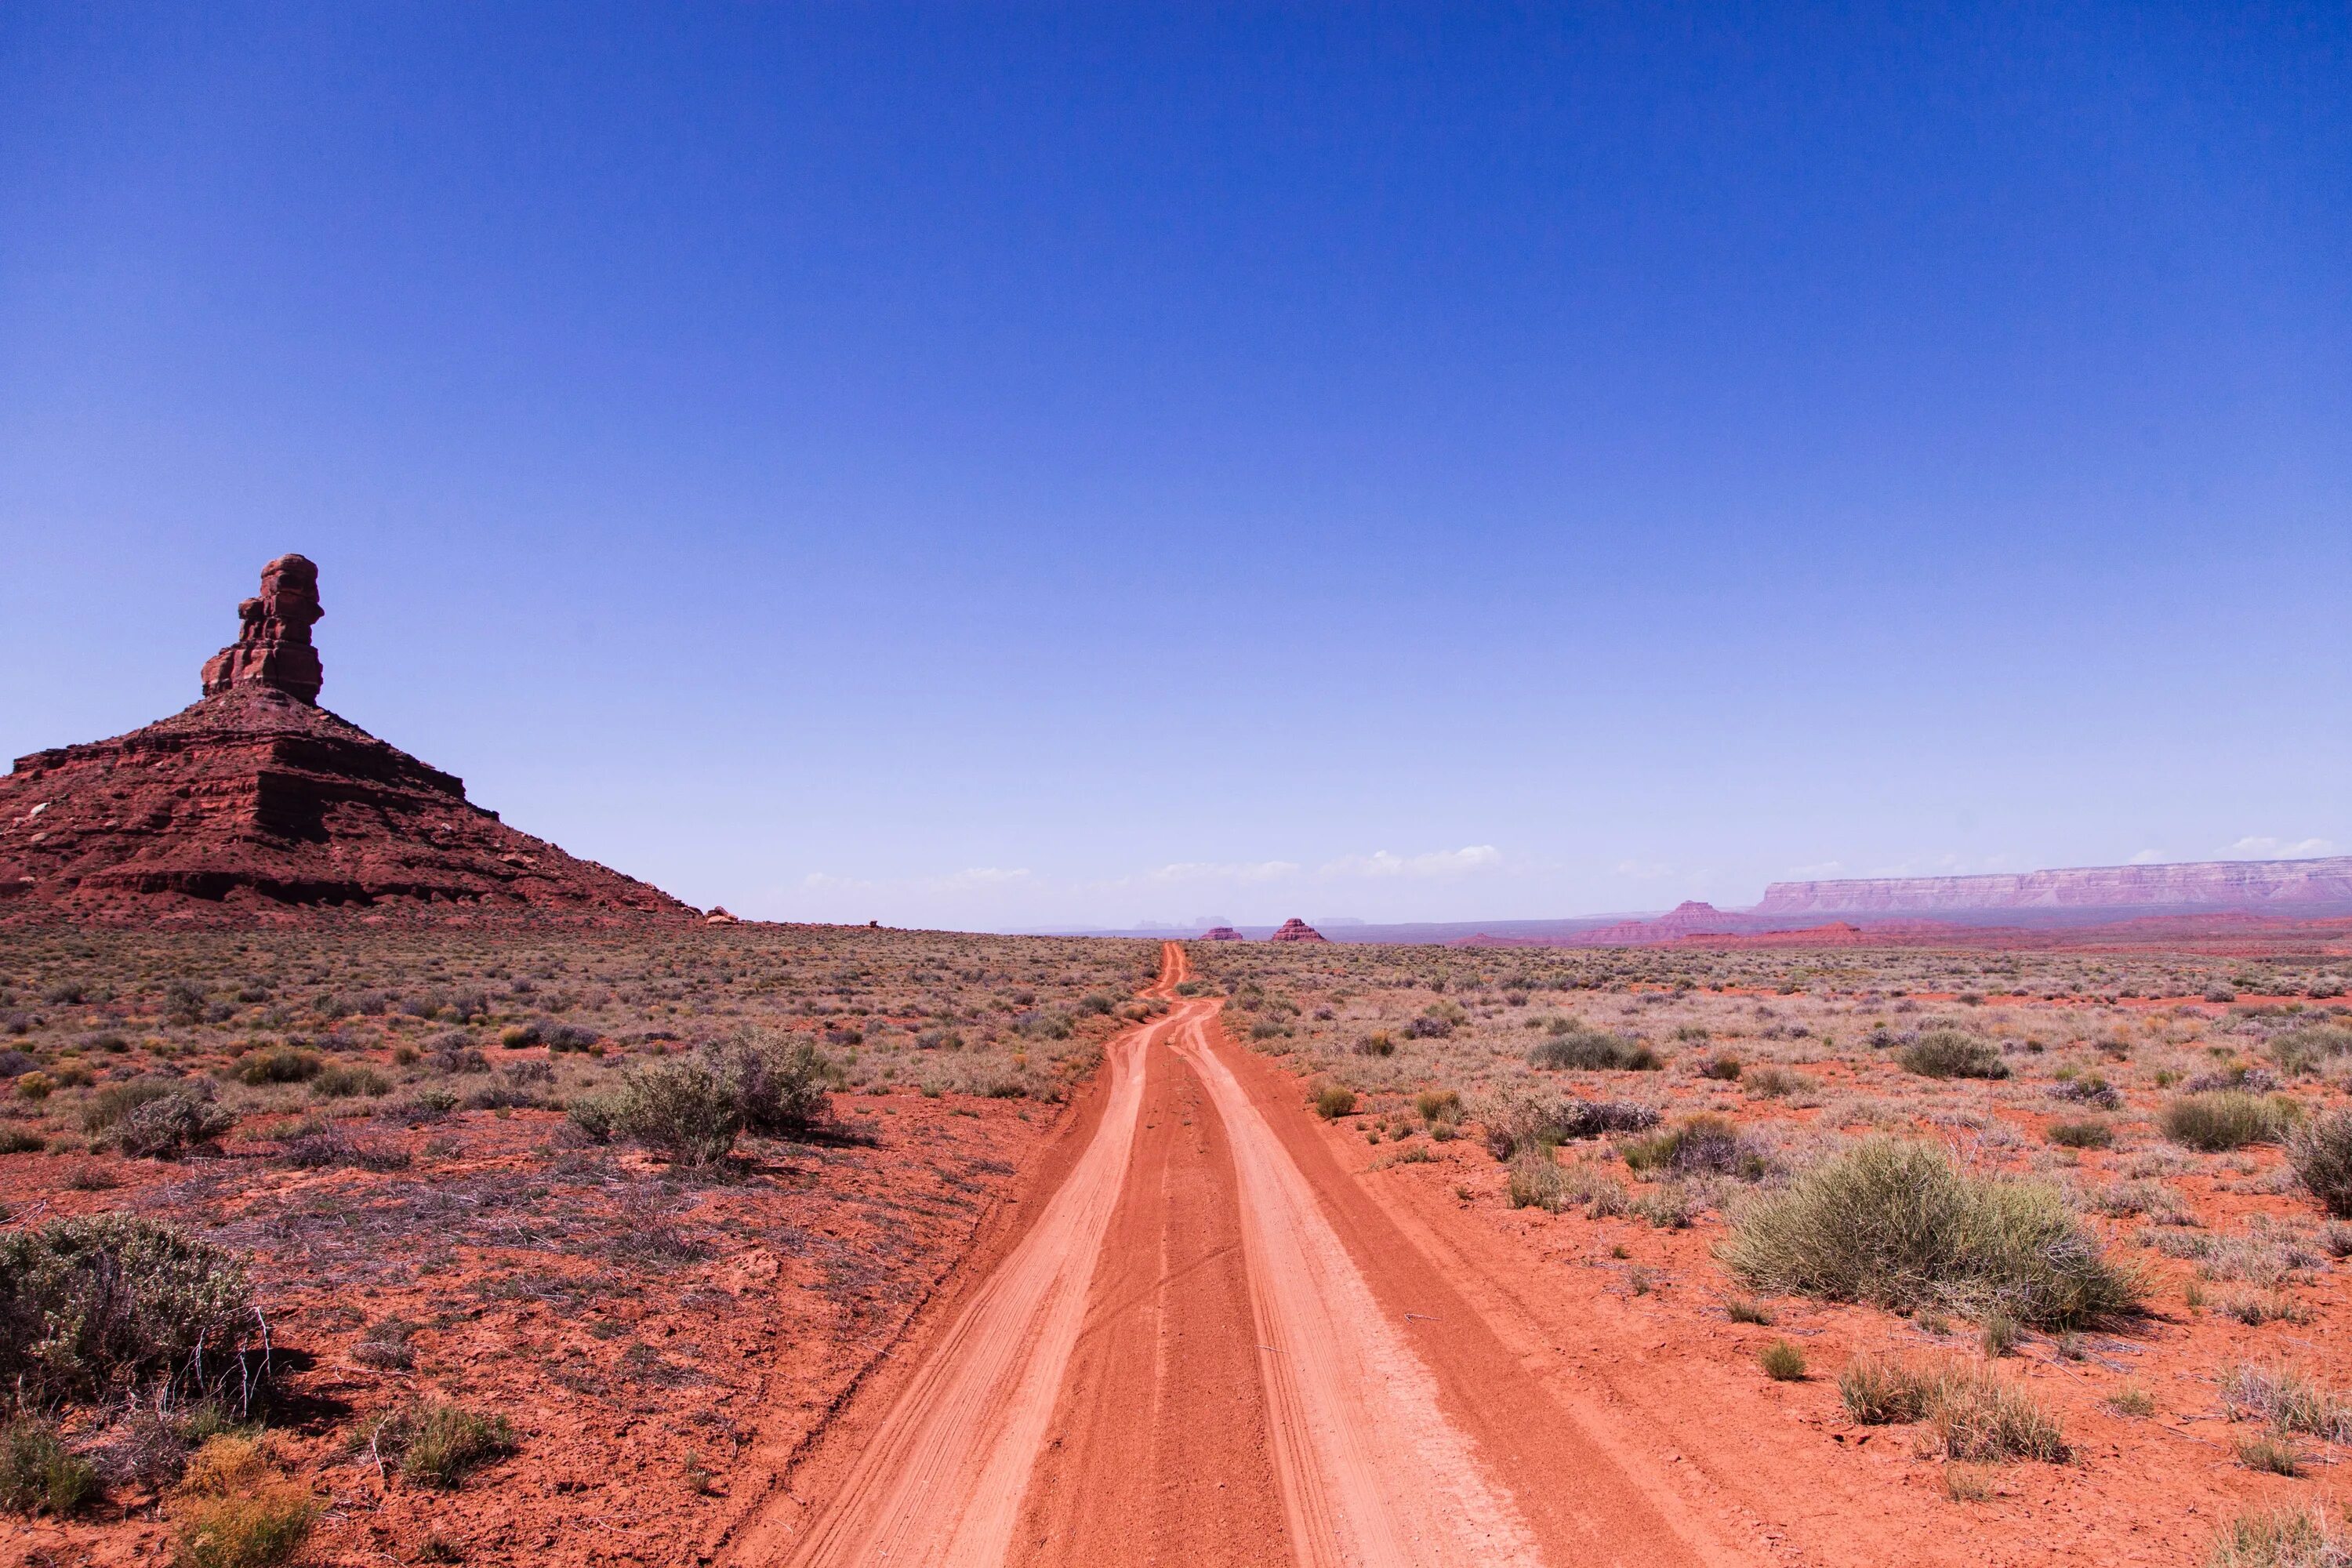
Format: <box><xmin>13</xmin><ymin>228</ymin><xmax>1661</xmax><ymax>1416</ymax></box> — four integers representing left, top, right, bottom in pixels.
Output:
<box><xmin>2</xmin><ymin>922</ymin><xmax>2350</xmax><ymax>1566</ymax></box>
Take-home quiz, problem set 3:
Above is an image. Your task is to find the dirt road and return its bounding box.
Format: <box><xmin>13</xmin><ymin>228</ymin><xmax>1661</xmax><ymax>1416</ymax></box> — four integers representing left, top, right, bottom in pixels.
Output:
<box><xmin>728</xmin><ymin>944</ymin><xmax>1723</xmax><ymax>1567</ymax></box>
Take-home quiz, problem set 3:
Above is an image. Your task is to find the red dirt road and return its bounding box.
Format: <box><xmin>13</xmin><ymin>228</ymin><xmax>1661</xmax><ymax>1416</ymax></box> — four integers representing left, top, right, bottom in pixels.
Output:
<box><xmin>727</xmin><ymin>945</ymin><xmax>1726</xmax><ymax>1567</ymax></box>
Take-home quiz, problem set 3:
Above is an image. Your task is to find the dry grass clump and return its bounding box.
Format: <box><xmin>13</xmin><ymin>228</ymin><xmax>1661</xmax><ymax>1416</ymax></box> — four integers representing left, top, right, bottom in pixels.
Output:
<box><xmin>359</xmin><ymin>1399</ymin><xmax>519</xmax><ymax>1489</ymax></box>
<box><xmin>2163</xmin><ymin>1091</ymin><xmax>2300</xmax><ymax>1152</ymax></box>
<box><xmin>2286</xmin><ymin>1110</ymin><xmax>2352</xmax><ymax>1216</ymax></box>
<box><xmin>1621</xmin><ymin>1114</ymin><xmax>1768</xmax><ymax>1180</ymax></box>
<box><xmin>1758</xmin><ymin>1339</ymin><xmax>1807</xmax><ymax>1381</ymax></box>
<box><xmin>2220</xmin><ymin>1363</ymin><xmax>2352</xmax><ymax>1443</ymax></box>
<box><xmin>172</xmin><ymin>1436</ymin><xmax>316</xmax><ymax>1568</ymax></box>
<box><xmin>1836</xmin><ymin>1355</ymin><xmax>2068</xmax><ymax>1461</ymax></box>
<box><xmin>1479</xmin><ymin>1089</ymin><xmax>1657</xmax><ymax>1160</ymax></box>
<box><xmin>1528</xmin><ymin>1022</ymin><xmax>1660</xmax><ymax>1072</ymax></box>
<box><xmin>2207</xmin><ymin>1506</ymin><xmax>2352</xmax><ymax>1568</ymax></box>
<box><xmin>1897</xmin><ymin>1030</ymin><xmax>2009</xmax><ymax>1080</ymax></box>
<box><xmin>1721</xmin><ymin>1139</ymin><xmax>2141</xmax><ymax>1328</ymax></box>
<box><xmin>0</xmin><ymin>1416</ymin><xmax>100</xmax><ymax>1517</ymax></box>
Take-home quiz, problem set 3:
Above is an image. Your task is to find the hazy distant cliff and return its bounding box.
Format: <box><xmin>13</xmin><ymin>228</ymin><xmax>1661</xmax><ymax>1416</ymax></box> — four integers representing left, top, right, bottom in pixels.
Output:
<box><xmin>1756</xmin><ymin>856</ymin><xmax>2352</xmax><ymax>916</ymax></box>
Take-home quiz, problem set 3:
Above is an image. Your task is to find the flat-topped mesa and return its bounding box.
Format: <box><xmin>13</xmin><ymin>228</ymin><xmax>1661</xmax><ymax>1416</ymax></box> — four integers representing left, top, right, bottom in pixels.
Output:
<box><xmin>201</xmin><ymin>554</ymin><xmax>325</xmax><ymax>705</ymax></box>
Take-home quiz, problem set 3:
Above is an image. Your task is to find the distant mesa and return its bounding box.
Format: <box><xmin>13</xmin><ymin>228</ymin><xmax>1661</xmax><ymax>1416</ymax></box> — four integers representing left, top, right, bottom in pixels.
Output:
<box><xmin>0</xmin><ymin>556</ymin><xmax>692</xmax><ymax>921</ymax></box>
<box><xmin>1196</xmin><ymin>925</ymin><xmax>1243</xmax><ymax>941</ymax></box>
<box><xmin>1758</xmin><ymin>858</ymin><xmax>2352</xmax><ymax>919</ymax></box>
<box><xmin>1267</xmin><ymin>917</ymin><xmax>1328</xmax><ymax>943</ymax></box>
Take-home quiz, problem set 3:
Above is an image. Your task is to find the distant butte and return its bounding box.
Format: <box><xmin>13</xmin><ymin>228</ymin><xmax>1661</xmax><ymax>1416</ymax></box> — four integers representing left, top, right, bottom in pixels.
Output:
<box><xmin>0</xmin><ymin>556</ymin><xmax>691</xmax><ymax>921</ymax></box>
<box><xmin>1267</xmin><ymin>917</ymin><xmax>1328</xmax><ymax>942</ymax></box>
<box><xmin>1196</xmin><ymin>926</ymin><xmax>1243</xmax><ymax>941</ymax></box>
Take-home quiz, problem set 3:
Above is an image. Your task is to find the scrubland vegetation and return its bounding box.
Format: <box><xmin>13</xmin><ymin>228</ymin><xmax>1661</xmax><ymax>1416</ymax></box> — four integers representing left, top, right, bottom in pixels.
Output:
<box><xmin>0</xmin><ymin>922</ymin><xmax>1154</xmax><ymax>1561</ymax></box>
<box><xmin>1186</xmin><ymin>935</ymin><xmax>2352</xmax><ymax>1558</ymax></box>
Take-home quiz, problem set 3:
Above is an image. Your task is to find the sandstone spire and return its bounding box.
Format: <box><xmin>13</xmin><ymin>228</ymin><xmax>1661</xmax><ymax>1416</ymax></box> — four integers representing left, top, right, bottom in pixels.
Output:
<box><xmin>201</xmin><ymin>554</ymin><xmax>325</xmax><ymax>705</ymax></box>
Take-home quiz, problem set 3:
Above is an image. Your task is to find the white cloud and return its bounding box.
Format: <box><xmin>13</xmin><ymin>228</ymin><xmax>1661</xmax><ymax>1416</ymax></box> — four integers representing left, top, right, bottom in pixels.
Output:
<box><xmin>2223</xmin><ymin>837</ymin><xmax>2337</xmax><ymax>860</ymax></box>
<box><xmin>1145</xmin><ymin>859</ymin><xmax>1301</xmax><ymax>884</ymax></box>
<box><xmin>931</xmin><ymin>866</ymin><xmax>1030</xmax><ymax>891</ymax></box>
<box><xmin>1320</xmin><ymin>845</ymin><xmax>1503</xmax><ymax>879</ymax></box>
<box><xmin>2128</xmin><ymin>848</ymin><xmax>2165</xmax><ymax>865</ymax></box>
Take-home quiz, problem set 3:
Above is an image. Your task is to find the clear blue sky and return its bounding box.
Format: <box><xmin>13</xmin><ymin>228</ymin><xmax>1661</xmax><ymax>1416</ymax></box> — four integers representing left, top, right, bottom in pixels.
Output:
<box><xmin>3</xmin><ymin>5</ymin><xmax>2347</xmax><ymax>930</ymax></box>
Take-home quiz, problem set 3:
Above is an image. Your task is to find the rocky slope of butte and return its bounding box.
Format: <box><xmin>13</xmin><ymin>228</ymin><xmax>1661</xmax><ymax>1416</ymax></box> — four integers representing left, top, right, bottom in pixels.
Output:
<box><xmin>0</xmin><ymin>554</ymin><xmax>690</xmax><ymax>920</ymax></box>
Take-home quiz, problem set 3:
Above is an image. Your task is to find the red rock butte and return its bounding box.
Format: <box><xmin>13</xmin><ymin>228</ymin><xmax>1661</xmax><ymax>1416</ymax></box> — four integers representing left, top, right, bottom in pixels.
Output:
<box><xmin>1196</xmin><ymin>926</ymin><xmax>1244</xmax><ymax>941</ymax></box>
<box><xmin>0</xmin><ymin>556</ymin><xmax>691</xmax><ymax>920</ymax></box>
<box><xmin>1267</xmin><ymin>917</ymin><xmax>1328</xmax><ymax>942</ymax></box>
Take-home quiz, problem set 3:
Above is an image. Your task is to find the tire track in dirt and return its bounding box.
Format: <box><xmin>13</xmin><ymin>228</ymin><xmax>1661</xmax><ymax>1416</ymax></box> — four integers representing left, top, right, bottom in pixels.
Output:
<box><xmin>1006</xmin><ymin>1002</ymin><xmax>1288</xmax><ymax>1566</ymax></box>
<box><xmin>772</xmin><ymin>995</ymin><xmax>1191</xmax><ymax>1566</ymax></box>
<box><xmin>1170</xmin><ymin>1013</ymin><xmax>1546</xmax><ymax>1568</ymax></box>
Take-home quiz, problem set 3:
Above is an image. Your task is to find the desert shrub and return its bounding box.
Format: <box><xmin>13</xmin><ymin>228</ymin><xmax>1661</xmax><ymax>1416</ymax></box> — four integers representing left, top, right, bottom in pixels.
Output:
<box><xmin>2285</xmin><ymin>1111</ymin><xmax>2352</xmax><ymax>1217</ymax></box>
<box><xmin>1414</xmin><ymin>1089</ymin><xmax>1461</xmax><ymax>1125</ymax></box>
<box><xmin>118</xmin><ymin>1088</ymin><xmax>237</xmax><ymax>1159</ymax></box>
<box><xmin>2047</xmin><ymin>1119</ymin><xmax>2114</xmax><ymax>1150</ymax></box>
<box><xmin>1699</xmin><ymin>1054</ymin><xmax>1743</xmax><ymax>1081</ymax></box>
<box><xmin>1621</xmin><ymin>1115</ymin><xmax>1766</xmax><ymax>1180</ymax></box>
<box><xmin>1898</xmin><ymin>1031</ymin><xmax>2009</xmax><ymax>1080</ymax></box>
<box><xmin>564</xmin><ymin>1091</ymin><xmax>626</xmax><ymax>1143</ymax></box>
<box><xmin>2221</xmin><ymin>1363</ymin><xmax>2352</xmax><ymax>1443</ymax></box>
<box><xmin>2207</xmin><ymin>1506</ymin><xmax>2352</xmax><ymax>1568</ymax></box>
<box><xmin>1480</xmin><ymin>1090</ymin><xmax>1658</xmax><ymax>1160</ymax></box>
<box><xmin>1758</xmin><ymin>1340</ymin><xmax>1806</xmax><ymax>1381</ymax></box>
<box><xmin>0</xmin><ymin>1049</ymin><xmax>35</xmax><ymax>1078</ymax></box>
<box><xmin>1312</xmin><ymin>1085</ymin><xmax>1358</xmax><ymax>1120</ymax></box>
<box><xmin>612</xmin><ymin>1056</ymin><xmax>740</xmax><ymax>1167</ymax></box>
<box><xmin>0</xmin><ymin>1127</ymin><xmax>44</xmax><ymax>1155</ymax></box>
<box><xmin>172</xmin><ymin>1436</ymin><xmax>315</xmax><ymax>1568</ymax></box>
<box><xmin>2053</xmin><ymin>1073</ymin><xmax>2122</xmax><ymax>1109</ymax></box>
<box><xmin>1719</xmin><ymin>1138</ymin><xmax>2141</xmax><ymax>1328</ymax></box>
<box><xmin>234</xmin><ymin>1048</ymin><xmax>321</xmax><ymax>1086</ymax></box>
<box><xmin>1354</xmin><ymin>1033</ymin><xmax>1396</xmax><ymax>1058</ymax></box>
<box><xmin>1744</xmin><ymin>1065</ymin><xmax>1817</xmax><ymax>1099</ymax></box>
<box><xmin>1838</xmin><ymin>1354</ymin><xmax>1939</xmax><ymax>1425</ymax></box>
<box><xmin>2163</xmin><ymin>1092</ymin><xmax>2299</xmax><ymax>1152</ymax></box>
<box><xmin>1931</xmin><ymin>1367</ymin><xmax>2069</xmax><ymax>1461</ymax></box>
<box><xmin>0</xmin><ymin>1214</ymin><xmax>260</xmax><ymax>1410</ymax></box>
<box><xmin>82</xmin><ymin>1076</ymin><xmax>182</xmax><ymax>1131</ymax></box>
<box><xmin>2270</xmin><ymin>1025</ymin><xmax>2352</xmax><ymax>1077</ymax></box>
<box><xmin>1506</xmin><ymin>1151</ymin><xmax>1566</xmax><ymax>1211</ymax></box>
<box><xmin>310</xmin><ymin>1064</ymin><xmax>390</xmax><ymax>1099</ymax></box>
<box><xmin>364</xmin><ymin>1399</ymin><xmax>517</xmax><ymax>1489</ymax></box>
<box><xmin>499</xmin><ymin>1018</ymin><xmax>597</xmax><ymax>1051</ymax></box>
<box><xmin>0</xmin><ymin>1416</ymin><xmax>99</xmax><ymax>1516</ymax></box>
<box><xmin>1529</xmin><ymin>1025</ymin><xmax>1659</xmax><ymax>1072</ymax></box>
<box><xmin>350</xmin><ymin>1319</ymin><xmax>417</xmax><ymax>1372</ymax></box>
<box><xmin>277</xmin><ymin>1128</ymin><xmax>408</xmax><ymax>1171</ymax></box>
<box><xmin>706</xmin><ymin>1034</ymin><xmax>835</xmax><ymax>1137</ymax></box>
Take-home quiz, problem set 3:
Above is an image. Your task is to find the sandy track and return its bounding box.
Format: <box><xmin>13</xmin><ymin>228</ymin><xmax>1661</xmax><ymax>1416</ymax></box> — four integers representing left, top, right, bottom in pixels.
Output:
<box><xmin>738</xmin><ymin>944</ymin><xmax>1715</xmax><ymax>1568</ymax></box>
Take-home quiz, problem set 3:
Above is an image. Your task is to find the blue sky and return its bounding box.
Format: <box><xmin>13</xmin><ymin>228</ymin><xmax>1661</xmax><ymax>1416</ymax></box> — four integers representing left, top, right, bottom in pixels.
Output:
<box><xmin>3</xmin><ymin>4</ymin><xmax>2347</xmax><ymax>930</ymax></box>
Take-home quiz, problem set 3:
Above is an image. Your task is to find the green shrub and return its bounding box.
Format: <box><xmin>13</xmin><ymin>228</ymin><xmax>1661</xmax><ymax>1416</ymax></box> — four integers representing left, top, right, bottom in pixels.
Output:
<box><xmin>1414</xmin><ymin>1089</ymin><xmax>1461</xmax><ymax>1125</ymax></box>
<box><xmin>0</xmin><ymin>1127</ymin><xmax>43</xmax><ymax>1155</ymax></box>
<box><xmin>2162</xmin><ymin>1091</ymin><xmax>2299</xmax><ymax>1152</ymax></box>
<box><xmin>0</xmin><ymin>1417</ymin><xmax>99</xmax><ymax>1516</ymax></box>
<box><xmin>1620</xmin><ymin>1114</ymin><xmax>1766</xmax><ymax>1180</ymax></box>
<box><xmin>1719</xmin><ymin>1138</ymin><xmax>2141</xmax><ymax>1328</ymax></box>
<box><xmin>613</xmin><ymin>1056</ymin><xmax>740</xmax><ymax>1167</ymax></box>
<box><xmin>1528</xmin><ymin>1025</ymin><xmax>1660</xmax><ymax>1072</ymax></box>
<box><xmin>310</xmin><ymin>1064</ymin><xmax>390</xmax><ymax>1099</ymax></box>
<box><xmin>0</xmin><ymin>1214</ymin><xmax>260</xmax><ymax>1408</ymax></box>
<box><xmin>2286</xmin><ymin>1111</ymin><xmax>2352</xmax><ymax>1217</ymax></box>
<box><xmin>565</xmin><ymin>1090</ymin><xmax>626</xmax><ymax>1144</ymax></box>
<box><xmin>1897</xmin><ymin>1031</ymin><xmax>2009</xmax><ymax>1080</ymax></box>
<box><xmin>707</xmin><ymin>1034</ymin><xmax>835</xmax><ymax>1136</ymax></box>
<box><xmin>365</xmin><ymin>1400</ymin><xmax>518</xmax><ymax>1489</ymax></box>
<box><xmin>2047</xmin><ymin>1119</ymin><xmax>2114</xmax><ymax>1150</ymax></box>
<box><xmin>1758</xmin><ymin>1340</ymin><xmax>1806</xmax><ymax>1381</ymax></box>
<box><xmin>2269</xmin><ymin>1025</ymin><xmax>2352</xmax><ymax>1077</ymax></box>
<box><xmin>234</xmin><ymin>1047</ymin><xmax>321</xmax><ymax>1086</ymax></box>
<box><xmin>82</xmin><ymin>1076</ymin><xmax>181</xmax><ymax>1131</ymax></box>
<box><xmin>1312</xmin><ymin>1085</ymin><xmax>1358</xmax><ymax>1120</ymax></box>
<box><xmin>118</xmin><ymin>1088</ymin><xmax>237</xmax><ymax>1158</ymax></box>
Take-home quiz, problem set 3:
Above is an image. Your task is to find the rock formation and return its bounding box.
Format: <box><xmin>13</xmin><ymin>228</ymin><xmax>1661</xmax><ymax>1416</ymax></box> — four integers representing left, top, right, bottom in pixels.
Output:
<box><xmin>200</xmin><ymin>553</ymin><xmax>326</xmax><ymax>705</ymax></box>
<box><xmin>1196</xmin><ymin>926</ymin><xmax>1243</xmax><ymax>941</ymax></box>
<box><xmin>1757</xmin><ymin>858</ymin><xmax>2352</xmax><ymax>920</ymax></box>
<box><xmin>0</xmin><ymin>557</ymin><xmax>692</xmax><ymax>920</ymax></box>
<box><xmin>1267</xmin><ymin>917</ymin><xmax>1327</xmax><ymax>943</ymax></box>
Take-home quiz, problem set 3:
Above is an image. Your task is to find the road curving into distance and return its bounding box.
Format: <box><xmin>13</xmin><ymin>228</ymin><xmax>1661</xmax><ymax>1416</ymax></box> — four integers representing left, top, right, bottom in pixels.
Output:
<box><xmin>732</xmin><ymin>942</ymin><xmax>1721</xmax><ymax>1568</ymax></box>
